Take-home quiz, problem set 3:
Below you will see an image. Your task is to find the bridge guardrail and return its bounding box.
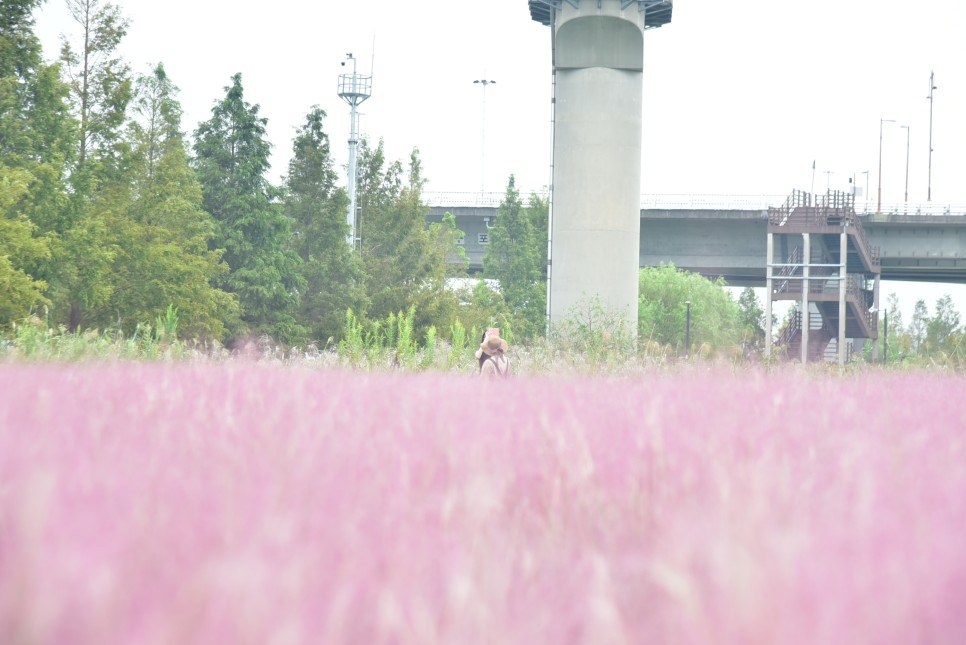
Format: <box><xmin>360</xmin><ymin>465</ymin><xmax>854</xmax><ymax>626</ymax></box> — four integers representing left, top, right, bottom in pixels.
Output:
<box><xmin>423</xmin><ymin>192</ymin><xmax>965</xmax><ymax>215</ymax></box>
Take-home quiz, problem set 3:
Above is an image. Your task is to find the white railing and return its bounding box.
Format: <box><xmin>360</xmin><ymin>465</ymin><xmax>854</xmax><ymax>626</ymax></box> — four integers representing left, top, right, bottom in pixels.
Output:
<box><xmin>856</xmin><ymin>202</ymin><xmax>965</xmax><ymax>216</ymax></box>
<box><xmin>422</xmin><ymin>191</ymin><xmax>966</xmax><ymax>216</ymax></box>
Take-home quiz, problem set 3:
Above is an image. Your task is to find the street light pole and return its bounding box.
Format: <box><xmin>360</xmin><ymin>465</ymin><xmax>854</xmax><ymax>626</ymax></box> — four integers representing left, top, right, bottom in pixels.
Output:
<box><xmin>900</xmin><ymin>125</ymin><xmax>910</xmax><ymax>212</ymax></box>
<box><xmin>684</xmin><ymin>301</ymin><xmax>691</xmax><ymax>358</ymax></box>
<box><xmin>473</xmin><ymin>78</ymin><xmax>496</xmax><ymax>197</ymax></box>
<box><xmin>862</xmin><ymin>170</ymin><xmax>869</xmax><ymax>209</ymax></box>
<box><xmin>877</xmin><ymin>118</ymin><xmax>895</xmax><ymax>213</ymax></box>
<box><xmin>927</xmin><ymin>71</ymin><xmax>937</xmax><ymax>201</ymax></box>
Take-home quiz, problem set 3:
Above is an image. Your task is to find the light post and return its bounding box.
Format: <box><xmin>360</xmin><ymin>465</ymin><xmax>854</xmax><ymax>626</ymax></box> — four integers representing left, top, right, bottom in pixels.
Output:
<box><xmin>877</xmin><ymin>118</ymin><xmax>895</xmax><ymax>213</ymax></box>
<box><xmin>473</xmin><ymin>78</ymin><xmax>496</xmax><ymax>197</ymax></box>
<box><xmin>883</xmin><ymin>310</ymin><xmax>888</xmax><ymax>364</ymax></box>
<box><xmin>862</xmin><ymin>170</ymin><xmax>869</xmax><ymax>211</ymax></box>
<box><xmin>824</xmin><ymin>170</ymin><xmax>833</xmax><ymax>193</ymax></box>
<box><xmin>900</xmin><ymin>125</ymin><xmax>910</xmax><ymax>212</ymax></box>
<box><xmin>927</xmin><ymin>71</ymin><xmax>937</xmax><ymax>201</ymax></box>
<box><xmin>684</xmin><ymin>301</ymin><xmax>691</xmax><ymax>358</ymax></box>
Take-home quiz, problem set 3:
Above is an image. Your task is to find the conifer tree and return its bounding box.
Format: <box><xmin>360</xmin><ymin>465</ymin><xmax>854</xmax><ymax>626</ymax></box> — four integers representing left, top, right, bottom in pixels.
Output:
<box><xmin>193</xmin><ymin>73</ymin><xmax>305</xmax><ymax>343</ymax></box>
<box><xmin>284</xmin><ymin>106</ymin><xmax>366</xmax><ymax>343</ymax></box>
<box><xmin>103</xmin><ymin>63</ymin><xmax>238</xmax><ymax>339</ymax></box>
<box><xmin>483</xmin><ymin>175</ymin><xmax>547</xmax><ymax>339</ymax></box>
<box><xmin>59</xmin><ymin>0</ymin><xmax>133</xmax><ymax>198</ymax></box>
<box><xmin>42</xmin><ymin>0</ymin><xmax>134</xmax><ymax>330</ymax></box>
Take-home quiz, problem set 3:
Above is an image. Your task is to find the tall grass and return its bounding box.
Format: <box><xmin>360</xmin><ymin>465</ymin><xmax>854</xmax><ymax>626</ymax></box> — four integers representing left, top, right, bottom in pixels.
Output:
<box><xmin>1</xmin><ymin>364</ymin><xmax>964</xmax><ymax>643</ymax></box>
<box><xmin>4</xmin><ymin>310</ymin><xmax>963</xmax><ymax>375</ymax></box>
<box><xmin>1</xmin><ymin>314</ymin><xmax>195</xmax><ymax>362</ymax></box>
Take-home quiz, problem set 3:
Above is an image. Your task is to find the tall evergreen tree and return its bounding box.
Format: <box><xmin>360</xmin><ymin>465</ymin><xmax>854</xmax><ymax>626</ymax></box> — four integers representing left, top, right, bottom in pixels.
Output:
<box><xmin>284</xmin><ymin>106</ymin><xmax>366</xmax><ymax>343</ymax></box>
<box><xmin>0</xmin><ymin>0</ymin><xmax>127</xmax><ymax>331</ymax></box>
<box><xmin>483</xmin><ymin>175</ymin><xmax>546</xmax><ymax>339</ymax></box>
<box><xmin>100</xmin><ymin>63</ymin><xmax>238</xmax><ymax>339</ymax></box>
<box><xmin>59</xmin><ymin>0</ymin><xmax>132</xmax><ymax>198</ymax></box>
<box><xmin>0</xmin><ymin>0</ymin><xmax>75</xmax><ymax>195</ymax></box>
<box><xmin>193</xmin><ymin>73</ymin><xmax>304</xmax><ymax>343</ymax></box>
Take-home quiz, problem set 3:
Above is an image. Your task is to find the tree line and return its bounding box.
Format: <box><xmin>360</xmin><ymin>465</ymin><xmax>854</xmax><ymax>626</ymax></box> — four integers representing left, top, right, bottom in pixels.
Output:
<box><xmin>4</xmin><ymin>0</ymin><xmax>963</xmax><ymax>363</ymax></box>
<box><xmin>0</xmin><ymin>0</ymin><xmax>531</xmax><ymax>347</ymax></box>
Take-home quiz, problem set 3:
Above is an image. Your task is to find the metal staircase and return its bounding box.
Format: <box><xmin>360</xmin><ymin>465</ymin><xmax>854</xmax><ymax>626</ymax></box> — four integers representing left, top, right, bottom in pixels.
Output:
<box><xmin>766</xmin><ymin>189</ymin><xmax>881</xmax><ymax>364</ymax></box>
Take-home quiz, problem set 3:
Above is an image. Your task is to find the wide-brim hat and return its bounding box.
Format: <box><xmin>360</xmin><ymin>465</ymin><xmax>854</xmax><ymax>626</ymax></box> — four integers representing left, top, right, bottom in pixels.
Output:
<box><xmin>480</xmin><ymin>335</ymin><xmax>508</xmax><ymax>356</ymax></box>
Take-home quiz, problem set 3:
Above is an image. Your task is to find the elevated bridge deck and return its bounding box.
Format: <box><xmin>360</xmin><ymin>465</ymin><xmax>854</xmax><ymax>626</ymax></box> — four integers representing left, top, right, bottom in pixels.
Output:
<box><xmin>426</xmin><ymin>194</ymin><xmax>966</xmax><ymax>285</ymax></box>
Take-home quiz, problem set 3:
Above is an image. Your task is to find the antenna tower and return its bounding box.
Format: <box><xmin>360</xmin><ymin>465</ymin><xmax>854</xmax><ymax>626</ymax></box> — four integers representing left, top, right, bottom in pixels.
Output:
<box><xmin>338</xmin><ymin>53</ymin><xmax>372</xmax><ymax>248</ymax></box>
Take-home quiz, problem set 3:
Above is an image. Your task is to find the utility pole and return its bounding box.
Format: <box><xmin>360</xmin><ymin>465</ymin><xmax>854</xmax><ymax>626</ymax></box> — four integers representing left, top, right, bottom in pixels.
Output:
<box><xmin>900</xmin><ymin>125</ymin><xmax>910</xmax><ymax>212</ymax></box>
<box><xmin>473</xmin><ymin>78</ymin><xmax>496</xmax><ymax>197</ymax></box>
<box><xmin>927</xmin><ymin>71</ymin><xmax>937</xmax><ymax>201</ymax></box>
<box><xmin>877</xmin><ymin>118</ymin><xmax>894</xmax><ymax>213</ymax></box>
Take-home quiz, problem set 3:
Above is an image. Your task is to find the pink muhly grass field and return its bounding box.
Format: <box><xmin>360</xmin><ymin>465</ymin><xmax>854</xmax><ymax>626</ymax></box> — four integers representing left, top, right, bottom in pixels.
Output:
<box><xmin>1</xmin><ymin>363</ymin><xmax>965</xmax><ymax>644</ymax></box>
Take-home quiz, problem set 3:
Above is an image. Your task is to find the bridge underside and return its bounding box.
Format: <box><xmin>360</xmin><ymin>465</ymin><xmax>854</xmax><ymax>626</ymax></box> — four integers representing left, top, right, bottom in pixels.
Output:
<box><xmin>427</xmin><ymin>207</ymin><xmax>966</xmax><ymax>286</ymax></box>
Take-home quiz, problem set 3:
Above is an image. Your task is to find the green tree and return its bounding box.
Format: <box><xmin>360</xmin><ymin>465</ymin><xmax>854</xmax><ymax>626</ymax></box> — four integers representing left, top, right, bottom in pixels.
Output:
<box><xmin>42</xmin><ymin>0</ymin><xmax>133</xmax><ymax>330</ymax></box>
<box><xmin>0</xmin><ymin>167</ymin><xmax>50</xmax><ymax>325</ymax></box>
<box><xmin>284</xmin><ymin>106</ymin><xmax>366</xmax><ymax>344</ymax></box>
<box><xmin>925</xmin><ymin>294</ymin><xmax>961</xmax><ymax>355</ymax></box>
<box><xmin>526</xmin><ymin>191</ymin><xmax>549</xmax><ymax>279</ymax></box>
<box><xmin>736</xmin><ymin>287</ymin><xmax>765</xmax><ymax>352</ymax></box>
<box><xmin>0</xmin><ymin>0</ymin><xmax>74</xmax><ymax>234</ymax></box>
<box><xmin>879</xmin><ymin>292</ymin><xmax>908</xmax><ymax>362</ymax></box>
<box><xmin>59</xmin><ymin>0</ymin><xmax>132</xmax><ymax>198</ymax></box>
<box><xmin>429</xmin><ymin>211</ymin><xmax>469</xmax><ymax>278</ymax></box>
<box><xmin>357</xmin><ymin>140</ymin><xmax>459</xmax><ymax>335</ymax></box>
<box><xmin>193</xmin><ymin>73</ymin><xmax>305</xmax><ymax>343</ymax></box>
<box><xmin>100</xmin><ymin>63</ymin><xmax>238</xmax><ymax>339</ymax></box>
<box><xmin>455</xmin><ymin>279</ymin><xmax>511</xmax><ymax>342</ymax></box>
<box><xmin>0</xmin><ymin>0</ymin><xmax>70</xmax><ymax>325</ymax></box>
<box><xmin>483</xmin><ymin>176</ymin><xmax>546</xmax><ymax>340</ymax></box>
<box><xmin>638</xmin><ymin>262</ymin><xmax>742</xmax><ymax>354</ymax></box>
<box><xmin>908</xmin><ymin>298</ymin><xmax>929</xmax><ymax>355</ymax></box>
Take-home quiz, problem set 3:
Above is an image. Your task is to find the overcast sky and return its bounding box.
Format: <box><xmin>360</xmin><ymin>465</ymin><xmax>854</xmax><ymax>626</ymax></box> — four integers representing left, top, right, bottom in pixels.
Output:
<box><xmin>32</xmin><ymin>0</ymin><xmax>966</xmax><ymax>320</ymax></box>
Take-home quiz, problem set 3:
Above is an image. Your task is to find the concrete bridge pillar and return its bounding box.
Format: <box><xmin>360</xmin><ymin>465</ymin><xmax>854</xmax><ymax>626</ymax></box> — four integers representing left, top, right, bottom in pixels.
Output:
<box><xmin>535</xmin><ymin>1</ymin><xmax>665</xmax><ymax>331</ymax></box>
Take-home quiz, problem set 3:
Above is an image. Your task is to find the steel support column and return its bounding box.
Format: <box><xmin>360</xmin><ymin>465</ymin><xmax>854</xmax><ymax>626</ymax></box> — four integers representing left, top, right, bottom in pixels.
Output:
<box><xmin>838</xmin><ymin>229</ymin><xmax>848</xmax><ymax>366</ymax></box>
<box><xmin>801</xmin><ymin>233</ymin><xmax>810</xmax><ymax>365</ymax></box>
<box><xmin>765</xmin><ymin>232</ymin><xmax>774</xmax><ymax>359</ymax></box>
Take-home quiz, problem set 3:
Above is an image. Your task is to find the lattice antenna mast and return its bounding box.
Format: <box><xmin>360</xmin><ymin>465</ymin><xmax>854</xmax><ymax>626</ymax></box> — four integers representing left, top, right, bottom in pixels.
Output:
<box><xmin>338</xmin><ymin>53</ymin><xmax>372</xmax><ymax>248</ymax></box>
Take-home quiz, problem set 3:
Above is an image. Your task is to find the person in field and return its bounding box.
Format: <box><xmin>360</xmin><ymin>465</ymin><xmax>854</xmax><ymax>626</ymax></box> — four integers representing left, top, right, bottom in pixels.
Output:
<box><xmin>476</xmin><ymin>327</ymin><xmax>500</xmax><ymax>371</ymax></box>
<box><xmin>478</xmin><ymin>334</ymin><xmax>510</xmax><ymax>378</ymax></box>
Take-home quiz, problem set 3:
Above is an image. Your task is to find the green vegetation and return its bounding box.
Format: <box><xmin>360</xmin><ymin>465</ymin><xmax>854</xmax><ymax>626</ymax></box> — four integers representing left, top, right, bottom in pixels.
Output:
<box><xmin>872</xmin><ymin>292</ymin><xmax>966</xmax><ymax>368</ymax></box>
<box><xmin>2</xmin><ymin>1</ymin><xmax>963</xmax><ymax>370</ymax></box>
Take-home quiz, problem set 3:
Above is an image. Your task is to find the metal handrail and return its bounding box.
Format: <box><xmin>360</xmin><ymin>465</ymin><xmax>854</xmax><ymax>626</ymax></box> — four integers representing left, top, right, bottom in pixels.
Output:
<box><xmin>422</xmin><ymin>191</ymin><xmax>966</xmax><ymax>215</ymax></box>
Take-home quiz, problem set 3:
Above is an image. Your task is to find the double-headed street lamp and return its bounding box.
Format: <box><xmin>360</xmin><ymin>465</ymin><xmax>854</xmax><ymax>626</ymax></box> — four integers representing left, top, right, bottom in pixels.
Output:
<box><xmin>900</xmin><ymin>125</ymin><xmax>910</xmax><ymax>212</ymax></box>
<box><xmin>473</xmin><ymin>78</ymin><xmax>496</xmax><ymax>195</ymax></box>
<box><xmin>927</xmin><ymin>71</ymin><xmax>937</xmax><ymax>201</ymax></box>
<box><xmin>877</xmin><ymin>118</ymin><xmax>895</xmax><ymax>213</ymax></box>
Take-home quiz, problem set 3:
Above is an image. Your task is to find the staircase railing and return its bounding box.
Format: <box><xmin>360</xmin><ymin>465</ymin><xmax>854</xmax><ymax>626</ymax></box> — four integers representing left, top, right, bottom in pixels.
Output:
<box><xmin>773</xmin><ymin>246</ymin><xmax>803</xmax><ymax>295</ymax></box>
